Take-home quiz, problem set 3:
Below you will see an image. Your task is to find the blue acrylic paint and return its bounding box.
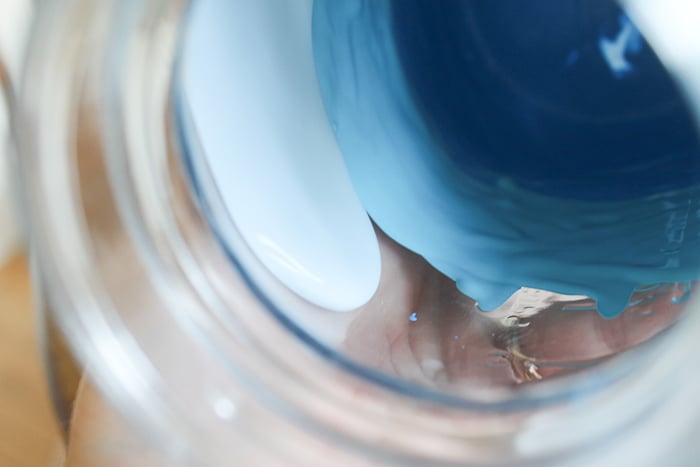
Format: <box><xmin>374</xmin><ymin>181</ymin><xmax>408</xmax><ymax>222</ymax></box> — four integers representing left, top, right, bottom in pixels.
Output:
<box><xmin>312</xmin><ymin>0</ymin><xmax>700</xmax><ymax>318</ymax></box>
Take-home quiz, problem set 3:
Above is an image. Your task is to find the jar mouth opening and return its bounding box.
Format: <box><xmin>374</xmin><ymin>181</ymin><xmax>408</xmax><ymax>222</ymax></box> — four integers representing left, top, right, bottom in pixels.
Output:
<box><xmin>170</xmin><ymin>0</ymin><xmax>698</xmax><ymax>412</ymax></box>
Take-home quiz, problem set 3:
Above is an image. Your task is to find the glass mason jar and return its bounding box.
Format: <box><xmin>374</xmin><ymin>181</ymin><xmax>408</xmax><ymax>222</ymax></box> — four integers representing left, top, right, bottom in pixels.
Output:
<box><xmin>9</xmin><ymin>0</ymin><xmax>700</xmax><ymax>465</ymax></box>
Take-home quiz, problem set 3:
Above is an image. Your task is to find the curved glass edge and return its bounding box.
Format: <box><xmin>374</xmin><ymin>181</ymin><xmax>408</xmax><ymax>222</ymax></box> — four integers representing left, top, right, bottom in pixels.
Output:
<box><xmin>14</xmin><ymin>0</ymin><xmax>700</xmax><ymax>464</ymax></box>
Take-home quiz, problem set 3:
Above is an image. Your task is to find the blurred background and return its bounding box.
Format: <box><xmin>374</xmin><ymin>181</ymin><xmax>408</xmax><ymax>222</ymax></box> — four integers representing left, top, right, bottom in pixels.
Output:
<box><xmin>0</xmin><ymin>0</ymin><xmax>65</xmax><ymax>465</ymax></box>
<box><xmin>0</xmin><ymin>256</ymin><xmax>64</xmax><ymax>466</ymax></box>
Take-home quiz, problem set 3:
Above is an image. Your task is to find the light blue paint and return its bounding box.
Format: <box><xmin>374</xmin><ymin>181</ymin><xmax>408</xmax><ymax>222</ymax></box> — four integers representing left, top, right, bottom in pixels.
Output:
<box><xmin>599</xmin><ymin>13</ymin><xmax>644</xmax><ymax>78</ymax></box>
<box><xmin>177</xmin><ymin>0</ymin><xmax>382</xmax><ymax>311</ymax></box>
<box><xmin>312</xmin><ymin>0</ymin><xmax>700</xmax><ymax>318</ymax></box>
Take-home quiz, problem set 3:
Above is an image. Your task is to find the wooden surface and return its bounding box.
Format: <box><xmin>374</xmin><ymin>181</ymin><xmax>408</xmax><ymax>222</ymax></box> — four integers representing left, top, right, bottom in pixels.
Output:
<box><xmin>0</xmin><ymin>255</ymin><xmax>65</xmax><ymax>467</ymax></box>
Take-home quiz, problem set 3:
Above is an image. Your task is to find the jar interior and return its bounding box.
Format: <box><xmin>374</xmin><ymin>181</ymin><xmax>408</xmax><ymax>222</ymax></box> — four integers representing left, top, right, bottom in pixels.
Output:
<box><xmin>172</xmin><ymin>0</ymin><xmax>699</xmax><ymax>400</ymax></box>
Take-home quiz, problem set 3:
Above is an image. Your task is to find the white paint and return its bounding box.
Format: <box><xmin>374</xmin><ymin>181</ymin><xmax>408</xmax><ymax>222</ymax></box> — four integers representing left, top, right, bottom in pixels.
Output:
<box><xmin>623</xmin><ymin>0</ymin><xmax>700</xmax><ymax>131</ymax></box>
<box><xmin>622</xmin><ymin>0</ymin><xmax>700</xmax><ymax>69</ymax></box>
<box><xmin>180</xmin><ymin>0</ymin><xmax>381</xmax><ymax>311</ymax></box>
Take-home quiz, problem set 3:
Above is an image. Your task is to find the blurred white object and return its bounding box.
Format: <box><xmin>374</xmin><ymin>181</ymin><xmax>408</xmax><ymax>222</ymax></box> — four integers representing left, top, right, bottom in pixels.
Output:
<box><xmin>0</xmin><ymin>0</ymin><xmax>33</xmax><ymax>263</ymax></box>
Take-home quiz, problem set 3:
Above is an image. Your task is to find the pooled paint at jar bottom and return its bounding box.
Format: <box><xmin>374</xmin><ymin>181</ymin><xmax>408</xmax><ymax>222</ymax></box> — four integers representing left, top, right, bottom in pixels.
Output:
<box><xmin>312</xmin><ymin>0</ymin><xmax>700</xmax><ymax>318</ymax></box>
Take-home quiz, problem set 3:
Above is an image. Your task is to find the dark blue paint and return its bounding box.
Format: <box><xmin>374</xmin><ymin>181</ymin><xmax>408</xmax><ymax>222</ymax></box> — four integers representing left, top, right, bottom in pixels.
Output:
<box><xmin>391</xmin><ymin>0</ymin><xmax>700</xmax><ymax>200</ymax></box>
